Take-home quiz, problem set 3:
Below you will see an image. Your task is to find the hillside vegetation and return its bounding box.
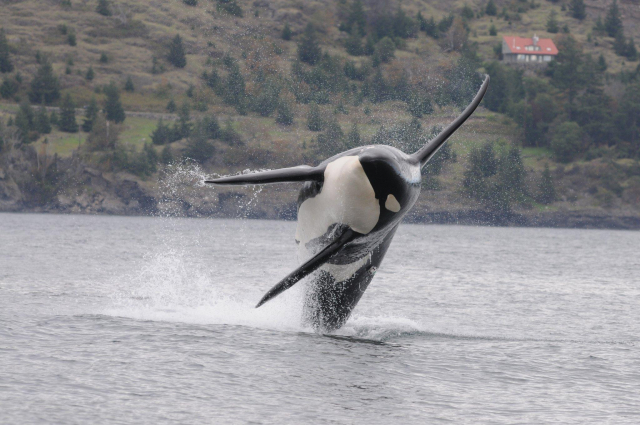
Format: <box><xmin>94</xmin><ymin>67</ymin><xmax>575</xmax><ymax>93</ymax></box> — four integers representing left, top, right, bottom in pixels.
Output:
<box><xmin>0</xmin><ymin>0</ymin><xmax>639</xmax><ymax>227</ymax></box>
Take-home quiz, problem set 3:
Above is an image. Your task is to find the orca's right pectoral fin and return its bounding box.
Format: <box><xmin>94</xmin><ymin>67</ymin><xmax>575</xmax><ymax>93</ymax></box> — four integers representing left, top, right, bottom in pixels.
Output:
<box><xmin>205</xmin><ymin>165</ymin><xmax>325</xmax><ymax>186</ymax></box>
<box><xmin>255</xmin><ymin>229</ymin><xmax>358</xmax><ymax>308</ymax></box>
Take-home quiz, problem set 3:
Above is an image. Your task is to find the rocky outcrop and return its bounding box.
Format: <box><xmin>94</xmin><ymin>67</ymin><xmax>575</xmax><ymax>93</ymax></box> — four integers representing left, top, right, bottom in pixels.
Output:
<box><xmin>1</xmin><ymin>146</ymin><xmax>639</xmax><ymax>229</ymax></box>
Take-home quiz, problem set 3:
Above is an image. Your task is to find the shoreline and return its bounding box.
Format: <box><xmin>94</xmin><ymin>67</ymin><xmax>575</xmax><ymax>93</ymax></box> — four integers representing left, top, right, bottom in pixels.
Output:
<box><xmin>3</xmin><ymin>207</ymin><xmax>639</xmax><ymax>231</ymax></box>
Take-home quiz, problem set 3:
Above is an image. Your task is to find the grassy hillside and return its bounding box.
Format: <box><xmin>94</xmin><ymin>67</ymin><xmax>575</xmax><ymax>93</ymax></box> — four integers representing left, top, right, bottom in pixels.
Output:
<box><xmin>1</xmin><ymin>0</ymin><xmax>639</xmax><ymax>224</ymax></box>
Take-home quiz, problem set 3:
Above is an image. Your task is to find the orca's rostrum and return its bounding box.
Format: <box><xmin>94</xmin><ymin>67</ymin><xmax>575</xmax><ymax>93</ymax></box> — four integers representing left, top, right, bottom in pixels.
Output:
<box><xmin>207</xmin><ymin>75</ymin><xmax>489</xmax><ymax>332</ymax></box>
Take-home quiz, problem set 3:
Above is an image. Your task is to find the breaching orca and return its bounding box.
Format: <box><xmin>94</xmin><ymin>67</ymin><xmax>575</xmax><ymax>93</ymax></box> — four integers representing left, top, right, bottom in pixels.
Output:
<box><xmin>207</xmin><ymin>75</ymin><xmax>489</xmax><ymax>332</ymax></box>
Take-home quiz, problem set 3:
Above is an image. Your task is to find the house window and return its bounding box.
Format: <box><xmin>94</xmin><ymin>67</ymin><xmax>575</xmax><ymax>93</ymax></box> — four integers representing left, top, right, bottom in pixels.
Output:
<box><xmin>517</xmin><ymin>54</ymin><xmax>525</xmax><ymax>61</ymax></box>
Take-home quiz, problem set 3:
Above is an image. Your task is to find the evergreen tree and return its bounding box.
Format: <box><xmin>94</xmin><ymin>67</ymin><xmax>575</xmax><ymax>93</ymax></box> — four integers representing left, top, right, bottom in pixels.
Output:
<box><xmin>29</xmin><ymin>60</ymin><xmax>60</xmax><ymax>105</ymax></box>
<box><xmin>346</xmin><ymin>122</ymin><xmax>361</xmax><ymax>149</ymax></box>
<box><xmin>298</xmin><ymin>24</ymin><xmax>322</xmax><ymax>65</ymax></box>
<box><xmin>374</xmin><ymin>37</ymin><xmax>395</xmax><ymax>63</ymax></box>
<box><xmin>82</xmin><ymin>97</ymin><xmax>99</xmax><ymax>132</ymax></box>
<box><xmin>550</xmin><ymin>121</ymin><xmax>583</xmax><ymax>162</ymax></box>
<box><xmin>202</xmin><ymin>68</ymin><xmax>220</xmax><ymax>90</ymax></box>
<box><xmin>282</xmin><ymin>23</ymin><xmax>292</xmax><ymax>41</ymax></box>
<box><xmin>86</xmin><ymin>113</ymin><xmax>118</xmax><ymax>151</ymax></box>
<box><xmin>184</xmin><ymin>127</ymin><xmax>214</xmax><ymax>164</ymax></box>
<box><xmin>85</xmin><ymin>66</ymin><xmax>95</xmax><ymax>81</ymax></box>
<box><xmin>538</xmin><ymin>163</ymin><xmax>556</xmax><ymax>204</ymax></box>
<box><xmin>422</xmin><ymin>16</ymin><xmax>438</xmax><ymax>38</ymax></box>
<box><xmin>0</xmin><ymin>76</ymin><xmax>18</xmax><ymax>99</ymax></box>
<box><xmin>166</xmin><ymin>99</ymin><xmax>177</xmax><ymax>112</ymax></box>
<box><xmin>276</xmin><ymin>102</ymin><xmax>294</xmax><ymax>126</ymax></box>
<box><xmin>605</xmin><ymin>0</ymin><xmax>622</xmax><ymax>38</ymax></box>
<box><xmin>200</xmin><ymin>115</ymin><xmax>220</xmax><ymax>139</ymax></box>
<box><xmin>307</xmin><ymin>103</ymin><xmax>323</xmax><ymax>131</ymax></box>
<box><xmin>416</xmin><ymin>12</ymin><xmax>426</xmax><ymax>32</ymax></box>
<box><xmin>104</xmin><ymin>82</ymin><xmax>125</xmax><ymax>123</ymax></box>
<box><xmin>461</xmin><ymin>5</ymin><xmax>475</xmax><ymax>21</ymax></box>
<box><xmin>96</xmin><ymin>0</ymin><xmax>112</xmax><ymax>16</ymax></box>
<box><xmin>168</xmin><ymin>34</ymin><xmax>187</xmax><ymax>68</ymax></box>
<box><xmin>626</xmin><ymin>38</ymin><xmax>638</xmax><ymax>61</ymax></box>
<box><xmin>100</xmin><ymin>52</ymin><xmax>109</xmax><ymax>63</ymax></box>
<box><xmin>124</xmin><ymin>76</ymin><xmax>135</xmax><ymax>92</ymax></box>
<box><xmin>216</xmin><ymin>0</ymin><xmax>243</xmax><ymax>17</ymax></box>
<box><xmin>346</xmin><ymin>0</ymin><xmax>367</xmax><ymax>36</ymax></box>
<box><xmin>223</xmin><ymin>64</ymin><xmax>246</xmax><ymax>111</ymax></box>
<box><xmin>315</xmin><ymin>117</ymin><xmax>345</xmax><ymax>156</ymax></box>
<box><xmin>597</xmin><ymin>53</ymin><xmax>608</xmax><ymax>71</ymax></box>
<box><xmin>345</xmin><ymin>26</ymin><xmax>363</xmax><ymax>56</ymax></box>
<box><xmin>369</xmin><ymin>68</ymin><xmax>390</xmax><ymax>103</ymax></box>
<box><xmin>569</xmin><ymin>0</ymin><xmax>586</xmax><ymax>20</ymax></box>
<box><xmin>183</xmin><ymin>0</ymin><xmax>197</xmax><ymax>5</ymax></box>
<box><xmin>151</xmin><ymin>119</ymin><xmax>170</xmax><ymax>145</ymax></box>
<box><xmin>15</xmin><ymin>101</ymin><xmax>35</xmax><ymax>140</ymax></box>
<box><xmin>547</xmin><ymin>10</ymin><xmax>559</xmax><ymax>34</ymax></box>
<box><xmin>550</xmin><ymin>36</ymin><xmax>585</xmax><ymax>117</ymax></box>
<box><xmin>178</xmin><ymin>101</ymin><xmax>191</xmax><ymax>138</ymax></box>
<box><xmin>619</xmin><ymin>81</ymin><xmax>640</xmax><ymax>151</ymax></box>
<box><xmin>160</xmin><ymin>145</ymin><xmax>173</xmax><ymax>164</ymax></box>
<box><xmin>593</xmin><ymin>16</ymin><xmax>605</xmax><ymax>35</ymax></box>
<box><xmin>142</xmin><ymin>143</ymin><xmax>159</xmax><ymax>174</ymax></box>
<box><xmin>59</xmin><ymin>94</ymin><xmax>79</xmax><ymax>133</ymax></box>
<box><xmin>49</xmin><ymin>111</ymin><xmax>59</xmax><ymax>127</ymax></box>
<box><xmin>614</xmin><ymin>30</ymin><xmax>628</xmax><ymax>57</ymax></box>
<box><xmin>0</xmin><ymin>28</ymin><xmax>13</xmax><ymax>73</ymax></box>
<box><xmin>363</xmin><ymin>36</ymin><xmax>375</xmax><ymax>55</ymax></box>
<box><xmin>489</xmin><ymin>24</ymin><xmax>497</xmax><ymax>36</ymax></box>
<box><xmin>485</xmin><ymin>0</ymin><xmax>497</xmax><ymax>16</ymax></box>
<box><xmin>35</xmin><ymin>104</ymin><xmax>52</xmax><ymax>134</ymax></box>
<box><xmin>498</xmin><ymin>146</ymin><xmax>526</xmax><ymax>197</ymax></box>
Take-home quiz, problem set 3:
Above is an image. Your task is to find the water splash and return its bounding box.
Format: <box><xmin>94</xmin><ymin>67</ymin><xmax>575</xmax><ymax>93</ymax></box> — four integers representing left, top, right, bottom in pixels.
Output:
<box><xmin>107</xmin><ymin>248</ymin><xmax>309</xmax><ymax>333</ymax></box>
<box><xmin>105</xmin><ymin>164</ymin><xmax>428</xmax><ymax>341</ymax></box>
<box><xmin>156</xmin><ymin>162</ymin><xmax>209</xmax><ymax>218</ymax></box>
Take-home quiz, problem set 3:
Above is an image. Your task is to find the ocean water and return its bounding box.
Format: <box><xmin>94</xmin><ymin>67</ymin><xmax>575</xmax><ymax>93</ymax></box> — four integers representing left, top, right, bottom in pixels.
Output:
<box><xmin>1</xmin><ymin>212</ymin><xmax>640</xmax><ymax>424</ymax></box>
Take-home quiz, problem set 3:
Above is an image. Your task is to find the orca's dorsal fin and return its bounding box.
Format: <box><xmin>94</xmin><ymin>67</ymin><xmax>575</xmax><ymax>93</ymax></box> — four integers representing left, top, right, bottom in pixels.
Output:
<box><xmin>411</xmin><ymin>75</ymin><xmax>490</xmax><ymax>169</ymax></box>
<box><xmin>205</xmin><ymin>165</ymin><xmax>325</xmax><ymax>186</ymax></box>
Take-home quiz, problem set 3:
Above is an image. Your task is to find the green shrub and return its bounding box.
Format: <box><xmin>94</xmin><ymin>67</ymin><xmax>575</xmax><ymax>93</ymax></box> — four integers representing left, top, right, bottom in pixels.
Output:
<box><xmin>217</xmin><ymin>0</ymin><xmax>243</xmax><ymax>17</ymax></box>
<box><xmin>96</xmin><ymin>0</ymin><xmax>112</xmax><ymax>16</ymax></box>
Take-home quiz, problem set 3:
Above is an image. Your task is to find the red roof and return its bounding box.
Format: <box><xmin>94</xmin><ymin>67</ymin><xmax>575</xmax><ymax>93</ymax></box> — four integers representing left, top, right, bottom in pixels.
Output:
<box><xmin>503</xmin><ymin>36</ymin><xmax>558</xmax><ymax>56</ymax></box>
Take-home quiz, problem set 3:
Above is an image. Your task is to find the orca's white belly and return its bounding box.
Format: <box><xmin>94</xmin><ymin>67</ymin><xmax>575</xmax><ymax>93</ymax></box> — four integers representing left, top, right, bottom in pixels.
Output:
<box><xmin>295</xmin><ymin>156</ymin><xmax>380</xmax><ymax>246</ymax></box>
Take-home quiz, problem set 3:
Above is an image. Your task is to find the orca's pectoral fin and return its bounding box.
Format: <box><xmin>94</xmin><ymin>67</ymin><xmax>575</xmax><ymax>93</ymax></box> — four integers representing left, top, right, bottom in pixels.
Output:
<box><xmin>255</xmin><ymin>229</ymin><xmax>358</xmax><ymax>308</ymax></box>
<box><xmin>205</xmin><ymin>165</ymin><xmax>325</xmax><ymax>186</ymax></box>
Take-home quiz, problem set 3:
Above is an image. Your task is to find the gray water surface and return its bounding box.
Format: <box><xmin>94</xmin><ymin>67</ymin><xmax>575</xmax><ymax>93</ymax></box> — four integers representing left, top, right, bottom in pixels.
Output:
<box><xmin>1</xmin><ymin>213</ymin><xmax>640</xmax><ymax>424</ymax></box>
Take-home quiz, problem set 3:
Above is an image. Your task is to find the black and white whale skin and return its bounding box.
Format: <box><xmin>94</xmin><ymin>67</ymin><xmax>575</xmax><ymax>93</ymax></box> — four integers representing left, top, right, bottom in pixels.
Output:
<box><xmin>206</xmin><ymin>76</ymin><xmax>489</xmax><ymax>332</ymax></box>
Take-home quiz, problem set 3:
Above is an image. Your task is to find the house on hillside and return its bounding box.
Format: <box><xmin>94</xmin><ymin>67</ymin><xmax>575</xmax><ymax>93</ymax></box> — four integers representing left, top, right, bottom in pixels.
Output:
<box><xmin>502</xmin><ymin>35</ymin><xmax>558</xmax><ymax>63</ymax></box>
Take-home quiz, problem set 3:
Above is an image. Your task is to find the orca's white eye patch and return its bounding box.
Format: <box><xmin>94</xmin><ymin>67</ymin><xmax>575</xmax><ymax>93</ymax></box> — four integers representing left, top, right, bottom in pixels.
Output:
<box><xmin>385</xmin><ymin>194</ymin><xmax>401</xmax><ymax>212</ymax></box>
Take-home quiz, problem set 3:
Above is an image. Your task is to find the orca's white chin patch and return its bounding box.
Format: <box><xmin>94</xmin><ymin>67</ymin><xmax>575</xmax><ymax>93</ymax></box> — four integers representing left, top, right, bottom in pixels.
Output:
<box><xmin>385</xmin><ymin>194</ymin><xmax>401</xmax><ymax>212</ymax></box>
<box><xmin>295</xmin><ymin>156</ymin><xmax>380</xmax><ymax>247</ymax></box>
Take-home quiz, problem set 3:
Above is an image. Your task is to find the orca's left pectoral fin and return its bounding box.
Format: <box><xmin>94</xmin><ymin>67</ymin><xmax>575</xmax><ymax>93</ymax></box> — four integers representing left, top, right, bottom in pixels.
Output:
<box><xmin>205</xmin><ymin>165</ymin><xmax>325</xmax><ymax>186</ymax></box>
<box><xmin>255</xmin><ymin>229</ymin><xmax>358</xmax><ymax>308</ymax></box>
